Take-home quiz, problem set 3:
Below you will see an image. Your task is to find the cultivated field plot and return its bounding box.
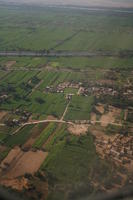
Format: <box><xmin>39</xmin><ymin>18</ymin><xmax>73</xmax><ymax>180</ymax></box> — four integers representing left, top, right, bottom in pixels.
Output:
<box><xmin>0</xmin><ymin>4</ymin><xmax>133</xmax><ymax>52</ymax></box>
<box><xmin>0</xmin><ymin>3</ymin><xmax>133</xmax><ymax>200</ymax></box>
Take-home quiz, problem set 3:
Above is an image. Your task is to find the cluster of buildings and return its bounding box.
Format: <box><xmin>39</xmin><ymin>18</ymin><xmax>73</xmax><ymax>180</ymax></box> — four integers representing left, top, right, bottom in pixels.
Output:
<box><xmin>79</xmin><ymin>86</ymin><xmax>118</xmax><ymax>97</ymax></box>
<box><xmin>45</xmin><ymin>81</ymin><xmax>133</xmax><ymax>101</ymax></box>
<box><xmin>45</xmin><ymin>82</ymin><xmax>81</xmax><ymax>94</ymax></box>
<box><xmin>6</xmin><ymin>110</ymin><xmax>31</xmax><ymax>127</ymax></box>
<box><xmin>95</xmin><ymin>134</ymin><xmax>133</xmax><ymax>166</ymax></box>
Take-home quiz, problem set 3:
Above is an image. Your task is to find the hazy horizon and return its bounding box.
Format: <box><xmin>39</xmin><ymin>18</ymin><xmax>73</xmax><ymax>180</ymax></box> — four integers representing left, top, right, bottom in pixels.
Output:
<box><xmin>1</xmin><ymin>0</ymin><xmax>133</xmax><ymax>8</ymax></box>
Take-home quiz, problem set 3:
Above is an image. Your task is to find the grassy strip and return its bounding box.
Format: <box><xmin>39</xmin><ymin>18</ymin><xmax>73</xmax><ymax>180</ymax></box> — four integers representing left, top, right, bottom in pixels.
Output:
<box><xmin>33</xmin><ymin>122</ymin><xmax>57</xmax><ymax>149</ymax></box>
<box><xmin>0</xmin><ymin>148</ymin><xmax>11</xmax><ymax>162</ymax></box>
<box><xmin>45</xmin><ymin>124</ymin><xmax>67</xmax><ymax>151</ymax></box>
<box><xmin>4</xmin><ymin>125</ymin><xmax>34</xmax><ymax>147</ymax></box>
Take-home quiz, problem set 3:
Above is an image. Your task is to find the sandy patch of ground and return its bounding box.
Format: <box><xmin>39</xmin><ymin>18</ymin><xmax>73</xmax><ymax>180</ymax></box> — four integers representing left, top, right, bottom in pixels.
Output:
<box><xmin>1</xmin><ymin>177</ymin><xmax>29</xmax><ymax>191</ymax></box>
<box><xmin>68</xmin><ymin>124</ymin><xmax>89</xmax><ymax>136</ymax></box>
<box><xmin>0</xmin><ymin>146</ymin><xmax>22</xmax><ymax>169</ymax></box>
<box><xmin>100</xmin><ymin>106</ymin><xmax>122</xmax><ymax>127</ymax></box>
<box><xmin>0</xmin><ymin>111</ymin><xmax>7</xmax><ymax>121</ymax></box>
<box><xmin>99</xmin><ymin>79</ymin><xmax>114</xmax><ymax>86</ymax></box>
<box><xmin>23</xmin><ymin>138</ymin><xmax>35</xmax><ymax>150</ymax></box>
<box><xmin>6</xmin><ymin>61</ymin><xmax>16</xmax><ymax>68</ymax></box>
<box><xmin>89</xmin><ymin>126</ymin><xmax>111</xmax><ymax>140</ymax></box>
<box><xmin>90</xmin><ymin>112</ymin><xmax>97</xmax><ymax>125</ymax></box>
<box><xmin>108</xmin><ymin>106</ymin><xmax>121</xmax><ymax>115</ymax></box>
<box><xmin>95</xmin><ymin>104</ymin><xmax>104</xmax><ymax>114</ymax></box>
<box><xmin>0</xmin><ymin>146</ymin><xmax>48</xmax><ymax>179</ymax></box>
<box><xmin>100</xmin><ymin>112</ymin><xmax>115</xmax><ymax>127</ymax></box>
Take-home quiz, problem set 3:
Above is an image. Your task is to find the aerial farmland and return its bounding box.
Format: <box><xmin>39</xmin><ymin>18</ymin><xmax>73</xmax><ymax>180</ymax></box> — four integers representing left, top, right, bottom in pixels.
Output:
<box><xmin>0</xmin><ymin>1</ymin><xmax>133</xmax><ymax>200</ymax></box>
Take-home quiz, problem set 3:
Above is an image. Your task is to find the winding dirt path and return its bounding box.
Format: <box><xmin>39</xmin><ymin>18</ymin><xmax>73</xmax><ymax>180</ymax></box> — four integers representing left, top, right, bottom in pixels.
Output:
<box><xmin>60</xmin><ymin>101</ymin><xmax>70</xmax><ymax>121</ymax></box>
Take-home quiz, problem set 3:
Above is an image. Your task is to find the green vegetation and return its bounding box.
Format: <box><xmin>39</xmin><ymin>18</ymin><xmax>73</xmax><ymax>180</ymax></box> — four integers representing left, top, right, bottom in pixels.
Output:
<box><xmin>0</xmin><ymin>4</ymin><xmax>133</xmax><ymax>200</ymax></box>
<box><xmin>65</xmin><ymin>96</ymin><xmax>94</xmax><ymax>120</ymax></box>
<box><xmin>4</xmin><ymin>125</ymin><xmax>34</xmax><ymax>147</ymax></box>
<box><xmin>0</xmin><ymin>4</ymin><xmax>133</xmax><ymax>52</ymax></box>
<box><xmin>27</xmin><ymin>91</ymin><xmax>67</xmax><ymax>118</ymax></box>
<box><xmin>41</xmin><ymin>130</ymin><xmax>117</xmax><ymax>199</ymax></box>
<box><xmin>33</xmin><ymin>123</ymin><xmax>57</xmax><ymax>148</ymax></box>
<box><xmin>105</xmin><ymin>124</ymin><xmax>122</xmax><ymax>135</ymax></box>
<box><xmin>45</xmin><ymin>124</ymin><xmax>67</xmax><ymax>151</ymax></box>
<box><xmin>0</xmin><ymin>148</ymin><xmax>10</xmax><ymax>162</ymax></box>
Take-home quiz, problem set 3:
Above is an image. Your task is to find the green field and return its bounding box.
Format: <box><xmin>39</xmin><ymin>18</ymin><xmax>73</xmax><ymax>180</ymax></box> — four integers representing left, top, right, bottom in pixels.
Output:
<box><xmin>41</xmin><ymin>129</ymin><xmax>117</xmax><ymax>200</ymax></box>
<box><xmin>4</xmin><ymin>125</ymin><xmax>34</xmax><ymax>147</ymax></box>
<box><xmin>33</xmin><ymin>122</ymin><xmax>57</xmax><ymax>148</ymax></box>
<box><xmin>0</xmin><ymin>3</ymin><xmax>133</xmax><ymax>200</ymax></box>
<box><xmin>65</xmin><ymin>95</ymin><xmax>94</xmax><ymax>120</ymax></box>
<box><xmin>0</xmin><ymin>4</ymin><xmax>133</xmax><ymax>52</ymax></box>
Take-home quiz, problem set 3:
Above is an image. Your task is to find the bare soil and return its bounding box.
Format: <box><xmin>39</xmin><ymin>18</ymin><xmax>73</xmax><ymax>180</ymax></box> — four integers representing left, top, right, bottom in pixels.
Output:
<box><xmin>0</xmin><ymin>177</ymin><xmax>29</xmax><ymax>191</ymax></box>
<box><xmin>100</xmin><ymin>106</ymin><xmax>122</xmax><ymax>127</ymax></box>
<box><xmin>0</xmin><ymin>146</ymin><xmax>48</xmax><ymax>179</ymax></box>
<box><xmin>98</xmin><ymin>79</ymin><xmax>114</xmax><ymax>86</ymax></box>
<box><xmin>68</xmin><ymin>124</ymin><xmax>89</xmax><ymax>136</ymax></box>
<box><xmin>95</xmin><ymin>104</ymin><xmax>105</xmax><ymax>114</ymax></box>
<box><xmin>6</xmin><ymin>61</ymin><xmax>16</xmax><ymax>68</ymax></box>
<box><xmin>0</xmin><ymin>111</ymin><xmax>7</xmax><ymax>121</ymax></box>
<box><xmin>89</xmin><ymin>126</ymin><xmax>111</xmax><ymax>140</ymax></box>
<box><xmin>100</xmin><ymin>112</ymin><xmax>115</xmax><ymax>127</ymax></box>
<box><xmin>90</xmin><ymin>112</ymin><xmax>97</xmax><ymax>125</ymax></box>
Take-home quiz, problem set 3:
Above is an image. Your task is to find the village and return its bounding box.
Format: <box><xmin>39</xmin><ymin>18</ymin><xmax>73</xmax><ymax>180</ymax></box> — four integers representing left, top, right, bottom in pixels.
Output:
<box><xmin>4</xmin><ymin>109</ymin><xmax>31</xmax><ymax>127</ymax></box>
<box><xmin>44</xmin><ymin>80</ymin><xmax>133</xmax><ymax>100</ymax></box>
<box><xmin>95</xmin><ymin>134</ymin><xmax>133</xmax><ymax>167</ymax></box>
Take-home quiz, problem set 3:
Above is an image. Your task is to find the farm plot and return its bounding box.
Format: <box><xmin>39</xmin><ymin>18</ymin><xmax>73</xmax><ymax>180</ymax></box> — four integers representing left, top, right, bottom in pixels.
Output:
<box><xmin>27</xmin><ymin>91</ymin><xmax>67</xmax><ymax>118</ymax></box>
<box><xmin>4</xmin><ymin>125</ymin><xmax>34</xmax><ymax>148</ymax></box>
<box><xmin>2</xmin><ymin>71</ymin><xmax>38</xmax><ymax>85</ymax></box>
<box><xmin>0</xmin><ymin>146</ymin><xmax>10</xmax><ymax>163</ymax></box>
<box><xmin>44</xmin><ymin>124</ymin><xmax>67</xmax><ymax>151</ymax></box>
<box><xmin>33</xmin><ymin>122</ymin><xmax>57</xmax><ymax>149</ymax></box>
<box><xmin>14</xmin><ymin>57</ymin><xmax>48</xmax><ymax>68</ymax></box>
<box><xmin>0</xmin><ymin>9</ymin><xmax>76</xmax><ymax>51</ymax></box>
<box><xmin>0</xmin><ymin>4</ymin><xmax>133</xmax><ymax>52</ymax></box>
<box><xmin>0</xmin><ymin>71</ymin><xmax>8</xmax><ymax>81</ymax></box>
<box><xmin>0</xmin><ymin>126</ymin><xmax>17</xmax><ymax>143</ymax></box>
<box><xmin>48</xmin><ymin>56</ymin><xmax>133</xmax><ymax>70</ymax></box>
<box><xmin>0</xmin><ymin>70</ymin><xmax>42</xmax><ymax>110</ymax></box>
<box><xmin>0</xmin><ymin>57</ymin><xmax>48</xmax><ymax>68</ymax></box>
<box><xmin>38</xmin><ymin>71</ymin><xmax>61</xmax><ymax>90</ymax></box>
<box><xmin>41</xmin><ymin>132</ymin><xmax>117</xmax><ymax>199</ymax></box>
<box><xmin>65</xmin><ymin>95</ymin><xmax>94</xmax><ymax>120</ymax></box>
<box><xmin>56</xmin><ymin>31</ymin><xmax>133</xmax><ymax>51</ymax></box>
<box><xmin>0</xmin><ymin>146</ymin><xmax>48</xmax><ymax>179</ymax></box>
<box><xmin>23</xmin><ymin>123</ymin><xmax>49</xmax><ymax>149</ymax></box>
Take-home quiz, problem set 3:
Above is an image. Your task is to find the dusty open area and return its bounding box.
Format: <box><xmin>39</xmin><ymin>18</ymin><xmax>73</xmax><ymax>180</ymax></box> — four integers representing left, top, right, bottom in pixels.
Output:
<box><xmin>90</xmin><ymin>112</ymin><xmax>97</xmax><ymax>124</ymax></box>
<box><xmin>68</xmin><ymin>124</ymin><xmax>89</xmax><ymax>136</ymax></box>
<box><xmin>0</xmin><ymin>146</ymin><xmax>48</xmax><ymax>179</ymax></box>
<box><xmin>95</xmin><ymin>104</ymin><xmax>105</xmax><ymax>114</ymax></box>
<box><xmin>100</xmin><ymin>112</ymin><xmax>115</xmax><ymax>126</ymax></box>
<box><xmin>100</xmin><ymin>106</ymin><xmax>122</xmax><ymax>127</ymax></box>
<box><xmin>0</xmin><ymin>177</ymin><xmax>29</xmax><ymax>191</ymax></box>
<box><xmin>0</xmin><ymin>111</ymin><xmax>7</xmax><ymax>121</ymax></box>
